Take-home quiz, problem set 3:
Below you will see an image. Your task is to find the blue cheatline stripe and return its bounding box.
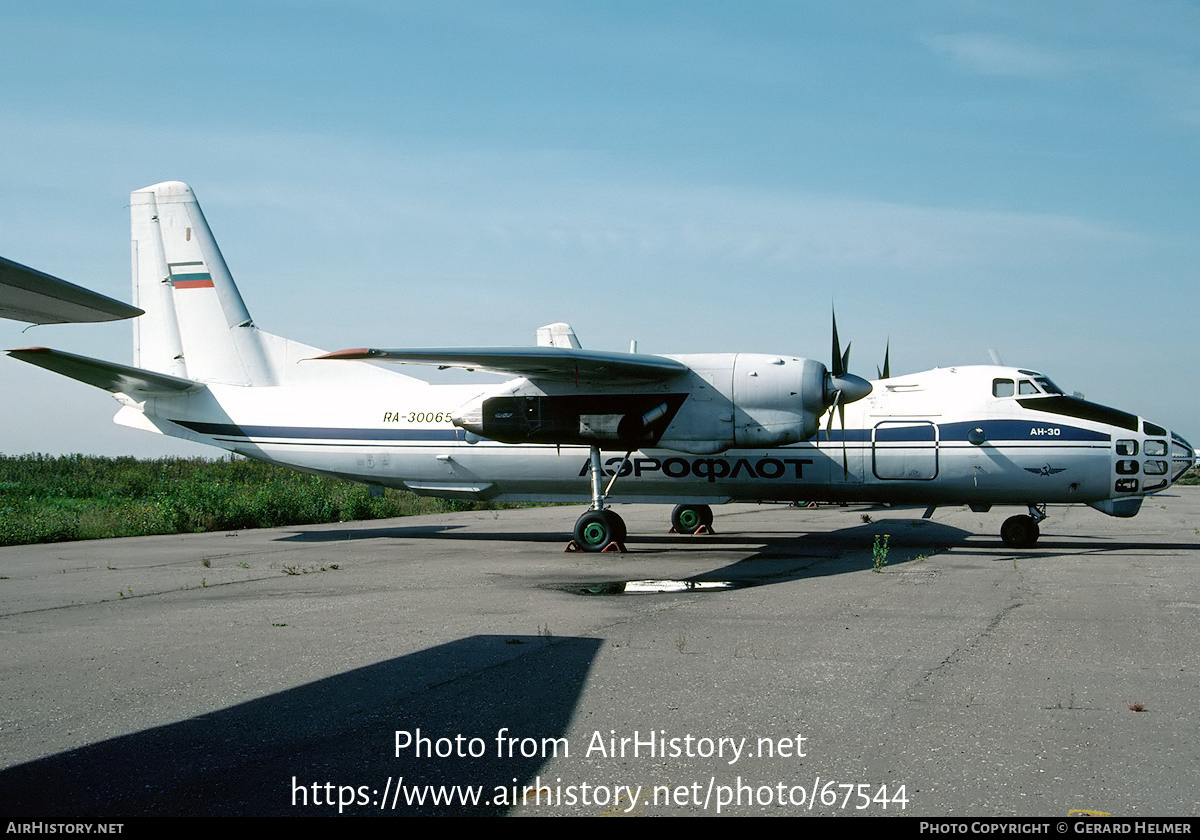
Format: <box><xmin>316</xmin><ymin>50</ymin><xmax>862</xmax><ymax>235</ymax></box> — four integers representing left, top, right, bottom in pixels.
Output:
<box><xmin>174</xmin><ymin>419</ymin><xmax>1110</xmax><ymax>446</ymax></box>
<box><xmin>938</xmin><ymin>420</ymin><xmax>1109</xmax><ymax>442</ymax></box>
<box><xmin>822</xmin><ymin>421</ymin><xmax>1109</xmax><ymax>443</ymax></box>
<box><xmin>171</xmin><ymin>420</ymin><xmax>464</xmax><ymax>442</ymax></box>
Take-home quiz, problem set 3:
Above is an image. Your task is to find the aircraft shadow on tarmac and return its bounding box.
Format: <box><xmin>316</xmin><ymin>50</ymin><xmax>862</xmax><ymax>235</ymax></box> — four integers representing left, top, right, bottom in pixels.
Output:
<box><xmin>272</xmin><ymin>511</ymin><xmax>971</xmax><ymax>550</ymax></box>
<box><xmin>545</xmin><ymin>520</ymin><xmax>1200</xmax><ymax>596</ymax></box>
<box><xmin>547</xmin><ymin>519</ymin><xmax>974</xmax><ymax>595</ymax></box>
<box><xmin>270</xmin><ymin>514</ymin><xmax>1196</xmax><ymax>595</ymax></box>
<box><xmin>275</xmin><ymin>523</ymin><xmax>472</xmax><ymax>542</ymax></box>
<box><xmin>0</xmin><ymin>634</ymin><xmax>603</xmax><ymax>817</ymax></box>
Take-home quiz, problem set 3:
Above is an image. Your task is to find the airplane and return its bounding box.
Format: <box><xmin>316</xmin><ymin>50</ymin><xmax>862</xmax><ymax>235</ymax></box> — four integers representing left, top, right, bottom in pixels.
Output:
<box><xmin>7</xmin><ymin>181</ymin><xmax>1196</xmax><ymax>551</ymax></box>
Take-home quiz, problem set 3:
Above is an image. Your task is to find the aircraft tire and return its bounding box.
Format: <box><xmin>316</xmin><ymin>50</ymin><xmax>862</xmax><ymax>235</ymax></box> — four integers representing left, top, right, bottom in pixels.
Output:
<box><xmin>603</xmin><ymin>509</ymin><xmax>627</xmax><ymax>544</ymax></box>
<box><xmin>671</xmin><ymin>504</ymin><xmax>713</xmax><ymax>533</ymax></box>
<box><xmin>574</xmin><ymin>510</ymin><xmax>625</xmax><ymax>551</ymax></box>
<box><xmin>1000</xmin><ymin>515</ymin><xmax>1040</xmax><ymax>548</ymax></box>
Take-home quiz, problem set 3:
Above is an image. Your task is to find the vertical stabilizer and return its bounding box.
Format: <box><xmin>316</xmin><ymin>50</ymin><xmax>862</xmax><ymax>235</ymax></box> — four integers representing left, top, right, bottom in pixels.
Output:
<box><xmin>131</xmin><ymin>181</ymin><xmax>274</xmax><ymax>385</ymax></box>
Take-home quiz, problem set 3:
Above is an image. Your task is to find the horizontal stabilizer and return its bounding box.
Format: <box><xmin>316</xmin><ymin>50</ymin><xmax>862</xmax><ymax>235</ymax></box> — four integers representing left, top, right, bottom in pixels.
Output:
<box><xmin>316</xmin><ymin>346</ymin><xmax>690</xmax><ymax>384</ymax></box>
<box><xmin>7</xmin><ymin>347</ymin><xmax>200</xmax><ymax>395</ymax></box>
<box><xmin>0</xmin><ymin>256</ymin><xmax>142</xmax><ymax>324</ymax></box>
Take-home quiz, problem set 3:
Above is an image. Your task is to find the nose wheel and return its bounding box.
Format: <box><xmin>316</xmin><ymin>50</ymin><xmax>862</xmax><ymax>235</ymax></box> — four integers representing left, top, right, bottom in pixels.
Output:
<box><xmin>1000</xmin><ymin>504</ymin><xmax>1046</xmax><ymax>548</ymax></box>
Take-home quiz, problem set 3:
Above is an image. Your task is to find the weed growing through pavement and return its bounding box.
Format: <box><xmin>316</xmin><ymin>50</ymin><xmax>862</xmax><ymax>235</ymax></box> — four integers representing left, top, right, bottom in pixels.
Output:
<box><xmin>872</xmin><ymin>534</ymin><xmax>890</xmax><ymax>572</ymax></box>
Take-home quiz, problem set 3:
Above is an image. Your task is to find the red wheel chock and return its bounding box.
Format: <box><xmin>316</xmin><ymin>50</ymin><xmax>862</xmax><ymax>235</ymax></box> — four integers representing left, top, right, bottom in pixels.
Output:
<box><xmin>565</xmin><ymin>540</ymin><xmax>626</xmax><ymax>553</ymax></box>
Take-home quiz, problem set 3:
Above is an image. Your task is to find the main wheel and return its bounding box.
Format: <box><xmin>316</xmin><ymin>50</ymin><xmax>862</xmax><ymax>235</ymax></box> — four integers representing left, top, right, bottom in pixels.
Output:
<box><xmin>602</xmin><ymin>509</ymin><xmax>627</xmax><ymax>544</ymax></box>
<box><xmin>671</xmin><ymin>504</ymin><xmax>713</xmax><ymax>533</ymax></box>
<box><xmin>574</xmin><ymin>509</ymin><xmax>625</xmax><ymax>551</ymax></box>
<box><xmin>1000</xmin><ymin>515</ymin><xmax>1040</xmax><ymax>548</ymax></box>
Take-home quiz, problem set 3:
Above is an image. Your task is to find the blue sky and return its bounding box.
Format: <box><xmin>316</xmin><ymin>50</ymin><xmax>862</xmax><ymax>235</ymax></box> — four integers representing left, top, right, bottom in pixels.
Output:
<box><xmin>1</xmin><ymin>1</ymin><xmax>1197</xmax><ymax>456</ymax></box>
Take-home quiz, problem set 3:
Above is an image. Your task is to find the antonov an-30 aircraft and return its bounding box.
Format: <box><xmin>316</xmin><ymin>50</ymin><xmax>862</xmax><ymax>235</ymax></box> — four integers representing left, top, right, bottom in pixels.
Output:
<box><xmin>8</xmin><ymin>182</ymin><xmax>1196</xmax><ymax>551</ymax></box>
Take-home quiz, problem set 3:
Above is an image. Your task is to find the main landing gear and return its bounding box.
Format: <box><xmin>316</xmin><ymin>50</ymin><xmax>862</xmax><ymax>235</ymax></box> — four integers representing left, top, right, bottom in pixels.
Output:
<box><xmin>670</xmin><ymin>503</ymin><xmax>714</xmax><ymax>535</ymax></box>
<box><xmin>572</xmin><ymin>509</ymin><xmax>627</xmax><ymax>551</ymax></box>
<box><xmin>1000</xmin><ymin>504</ymin><xmax>1046</xmax><ymax>548</ymax></box>
<box><xmin>565</xmin><ymin>448</ymin><xmax>718</xmax><ymax>552</ymax></box>
<box><xmin>567</xmin><ymin>447</ymin><xmax>629</xmax><ymax>553</ymax></box>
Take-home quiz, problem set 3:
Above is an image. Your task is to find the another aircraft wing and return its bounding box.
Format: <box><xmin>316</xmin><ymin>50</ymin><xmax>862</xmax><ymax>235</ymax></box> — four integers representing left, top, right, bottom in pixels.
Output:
<box><xmin>316</xmin><ymin>346</ymin><xmax>690</xmax><ymax>384</ymax></box>
<box><xmin>7</xmin><ymin>347</ymin><xmax>200</xmax><ymax>395</ymax></box>
<box><xmin>0</xmin><ymin>256</ymin><xmax>143</xmax><ymax>324</ymax></box>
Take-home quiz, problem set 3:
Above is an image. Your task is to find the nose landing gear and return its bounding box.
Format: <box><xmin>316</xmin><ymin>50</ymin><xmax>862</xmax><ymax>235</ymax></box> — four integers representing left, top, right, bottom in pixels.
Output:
<box><xmin>1000</xmin><ymin>504</ymin><xmax>1046</xmax><ymax>548</ymax></box>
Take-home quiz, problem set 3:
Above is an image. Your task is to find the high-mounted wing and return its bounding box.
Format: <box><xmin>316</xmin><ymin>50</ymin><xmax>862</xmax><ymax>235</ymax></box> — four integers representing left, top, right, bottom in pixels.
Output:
<box><xmin>316</xmin><ymin>346</ymin><xmax>690</xmax><ymax>384</ymax></box>
<box><xmin>7</xmin><ymin>347</ymin><xmax>200</xmax><ymax>395</ymax></box>
<box><xmin>0</xmin><ymin>256</ymin><xmax>142</xmax><ymax>324</ymax></box>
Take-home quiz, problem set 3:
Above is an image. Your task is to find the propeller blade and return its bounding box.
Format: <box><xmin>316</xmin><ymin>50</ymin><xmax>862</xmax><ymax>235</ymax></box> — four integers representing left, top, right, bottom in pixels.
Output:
<box><xmin>839</xmin><ymin>402</ymin><xmax>848</xmax><ymax>478</ymax></box>
<box><xmin>823</xmin><ymin>308</ymin><xmax>873</xmax><ymax>408</ymax></box>
<box><xmin>831</xmin><ymin>310</ymin><xmax>844</xmax><ymax>377</ymax></box>
<box><xmin>825</xmin><ymin>307</ymin><xmax>871</xmax><ymax>478</ymax></box>
<box><xmin>825</xmin><ymin>390</ymin><xmax>840</xmax><ymax>439</ymax></box>
<box><xmin>877</xmin><ymin>340</ymin><xmax>890</xmax><ymax>380</ymax></box>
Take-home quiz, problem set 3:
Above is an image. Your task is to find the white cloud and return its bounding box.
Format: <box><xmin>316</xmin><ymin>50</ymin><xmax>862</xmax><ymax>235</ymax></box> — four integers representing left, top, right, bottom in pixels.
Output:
<box><xmin>923</xmin><ymin>32</ymin><xmax>1087</xmax><ymax>79</ymax></box>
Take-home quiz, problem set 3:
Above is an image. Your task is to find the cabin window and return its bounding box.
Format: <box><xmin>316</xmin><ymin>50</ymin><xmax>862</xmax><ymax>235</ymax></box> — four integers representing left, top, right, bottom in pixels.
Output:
<box><xmin>992</xmin><ymin>379</ymin><xmax>1015</xmax><ymax>397</ymax></box>
<box><xmin>1116</xmin><ymin>440</ymin><xmax>1138</xmax><ymax>456</ymax></box>
<box><xmin>1018</xmin><ymin>380</ymin><xmax>1039</xmax><ymax>395</ymax></box>
<box><xmin>1144</xmin><ymin>440</ymin><xmax>1167</xmax><ymax>457</ymax></box>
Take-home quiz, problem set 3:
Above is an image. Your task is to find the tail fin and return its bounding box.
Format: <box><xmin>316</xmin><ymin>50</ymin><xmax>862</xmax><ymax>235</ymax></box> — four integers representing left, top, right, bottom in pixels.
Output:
<box><xmin>131</xmin><ymin>181</ymin><xmax>278</xmax><ymax>385</ymax></box>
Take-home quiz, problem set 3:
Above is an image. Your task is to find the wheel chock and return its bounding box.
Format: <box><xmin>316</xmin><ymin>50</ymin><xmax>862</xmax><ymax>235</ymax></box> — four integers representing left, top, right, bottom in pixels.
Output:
<box><xmin>565</xmin><ymin>540</ymin><xmax>626</xmax><ymax>553</ymax></box>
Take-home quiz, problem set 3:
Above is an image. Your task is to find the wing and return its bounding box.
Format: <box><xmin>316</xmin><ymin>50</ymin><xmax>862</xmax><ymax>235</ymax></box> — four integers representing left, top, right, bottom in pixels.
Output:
<box><xmin>0</xmin><ymin>256</ymin><xmax>143</xmax><ymax>324</ymax></box>
<box><xmin>316</xmin><ymin>346</ymin><xmax>689</xmax><ymax>384</ymax></box>
<box><xmin>7</xmin><ymin>347</ymin><xmax>200</xmax><ymax>395</ymax></box>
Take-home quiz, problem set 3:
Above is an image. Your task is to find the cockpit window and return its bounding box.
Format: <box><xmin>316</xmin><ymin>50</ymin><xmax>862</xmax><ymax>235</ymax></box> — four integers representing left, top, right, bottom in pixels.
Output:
<box><xmin>1034</xmin><ymin>377</ymin><xmax>1063</xmax><ymax>395</ymax></box>
<box><xmin>1018</xmin><ymin>380</ymin><xmax>1039</xmax><ymax>395</ymax></box>
<box><xmin>993</xmin><ymin>379</ymin><xmax>1015</xmax><ymax>398</ymax></box>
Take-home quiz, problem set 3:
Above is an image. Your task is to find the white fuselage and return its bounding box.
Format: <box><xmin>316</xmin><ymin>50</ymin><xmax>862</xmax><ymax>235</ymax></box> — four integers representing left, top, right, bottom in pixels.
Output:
<box><xmin>126</xmin><ymin>362</ymin><xmax>1194</xmax><ymax>515</ymax></box>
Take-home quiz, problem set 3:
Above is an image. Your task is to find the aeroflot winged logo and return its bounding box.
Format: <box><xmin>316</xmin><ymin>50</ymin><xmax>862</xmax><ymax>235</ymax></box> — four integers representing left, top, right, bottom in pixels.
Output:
<box><xmin>1025</xmin><ymin>465</ymin><xmax>1067</xmax><ymax>477</ymax></box>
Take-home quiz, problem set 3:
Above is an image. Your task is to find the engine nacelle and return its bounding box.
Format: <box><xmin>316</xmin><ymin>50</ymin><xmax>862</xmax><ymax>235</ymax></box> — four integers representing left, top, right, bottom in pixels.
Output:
<box><xmin>730</xmin><ymin>355</ymin><xmax>828</xmax><ymax>447</ymax></box>
<box><xmin>450</xmin><ymin>353</ymin><xmax>854</xmax><ymax>454</ymax></box>
<box><xmin>453</xmin><ymin>392</ymin><xmax>690</xmax><ymax>448</ymax></box>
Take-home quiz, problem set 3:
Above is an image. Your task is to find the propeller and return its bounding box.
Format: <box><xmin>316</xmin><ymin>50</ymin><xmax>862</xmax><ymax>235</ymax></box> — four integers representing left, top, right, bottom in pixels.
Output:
<box><xmin>877</xmin><ymin>340</ymin><xmax>890</xmax><ymax>380</ymax></box>
<box><xmin>824</xmin><ymin>310</ymin><xmax>873</xmax><ymax>477</ymax></box>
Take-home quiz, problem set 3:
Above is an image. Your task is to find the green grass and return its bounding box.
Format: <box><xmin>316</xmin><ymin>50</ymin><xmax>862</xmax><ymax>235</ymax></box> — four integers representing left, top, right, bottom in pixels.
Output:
<box><xmin>0</xmin><ymin>454</ymin><xmax>527</xmax><ymax>547</ymax></box>
<box><xmin>3</xmin><ymin>456</ymin><xmax>1195</xmax><ymax>548</ymax></box>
